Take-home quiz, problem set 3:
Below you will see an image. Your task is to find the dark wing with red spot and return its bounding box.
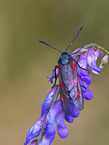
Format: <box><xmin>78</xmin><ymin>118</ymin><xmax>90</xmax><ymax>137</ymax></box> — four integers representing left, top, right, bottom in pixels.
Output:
<box><xmin>69</xmin><ymin>73</ymin><xmax>84</xmax><ymax>111</ymax></box>
<box><xmin>58</xmin><ymin>58</ymin><xmax>84</xmax><ymax>111</ymax></box>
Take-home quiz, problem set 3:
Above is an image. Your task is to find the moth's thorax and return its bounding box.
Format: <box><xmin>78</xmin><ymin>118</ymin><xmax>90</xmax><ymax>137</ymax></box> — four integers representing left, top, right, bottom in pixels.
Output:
<box><xmin>58</xmin><ymin>52</ymin><xmax>71</xmax><ymax>65</ymax></box>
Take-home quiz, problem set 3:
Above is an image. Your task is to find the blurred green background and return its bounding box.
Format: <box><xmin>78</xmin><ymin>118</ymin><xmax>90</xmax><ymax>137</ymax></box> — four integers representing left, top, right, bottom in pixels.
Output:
<box><xmin>0</xmin><ymin>0</ymin><xmax>109</xmax><ymax>145</ymax></box>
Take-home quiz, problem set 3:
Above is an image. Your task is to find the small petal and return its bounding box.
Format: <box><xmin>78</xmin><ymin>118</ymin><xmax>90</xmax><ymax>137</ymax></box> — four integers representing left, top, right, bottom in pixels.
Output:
<box><xmin>45</xmin><ymin>101</ymin><xmax>62</xmax><ymax>135</ymax></box>
<box><xmin>77</xmin><ymin>53</ymin><xmax>92</xmax><ymax>88</ymax></box>
<box><xmin>90</xmin><ymin>66</ymin><xmax>101</xmax><ymax>74</ymax></box>
<box><xmin>30</xmin><ymin>139</ymin><xmax>37</xmax><ymax>145</ymax></box>
<box><xmin>47</xmin><ymin>76</ymin><xmax>53</xmax><ymax>84</ymax></box>
<box><xmin>57</xmin><ymin>112</ymin><xmax>69</xmax><ymax>138</ymax></box>
<box><xmin>46</xmin><ymin>120</ymin><xmax>56</xmax><ymax>136</ymax></box>
<box><xmin>99</xmin><ymin>54</ymin><xmax>109</xmax><ymax>69</ymax></box>
<box><xmin>81</xmin><ymin>74</ymin><xmax>92</xmax><ymax>85</ymax></box>
<box><xmin>78</xmin><ymin>69</ymin><xmax>92</xmax><ymax>89</ymax></box>
<box><xmin>77</xmin><ymin>67</ymin><xmax>89</xmax><ymax>76</ymax></box>
<box><xmin>24</xmin><ymin>115</ymin><xmax>46</xmax><ymax>145</ymax></box>
<box><xmin>95</xmin><ymin>49</ymin><xmax>103</xmax><ymax>59</ymax></box>
<box><xmin>41</xmin><ymin>85</ymin><xmax>59</xmax><ymax>115</ymax></box>
<box><xmin>38</xmin><ymin>134</ymin><xmax>55</xmax><ymax>145</ymax></box>
<box><xmin>79</xmin><ymin>78</ymin><xmax>89</xmax><ymax>89</ymax></box>
<box><xmin>57</xmin><ymin>125</ymin><xmax>69</xmax><ymax>138</ymax></box>
<box><xmin>65</xmin><ymin>113</ymin><xmax>74</xmax><ymax>123</ymax></box>
<box><xmin>83</xmin><ymin>89</ymin><xmax>94</xmax><ymax>100</ymax></box>
<box><xmin>87</xmin><ymin>48</ymin><xmax>101</xmax><ymax>74</ymax></box>
<box><xmin>78</xmin><ymin>53</ymin><xmax>87</xmax><ymax>69</ymax></box>
<box><xmin>47</xmin><ymin>68</ymin><xmax>58</xmax><ymax>84</ymax></box>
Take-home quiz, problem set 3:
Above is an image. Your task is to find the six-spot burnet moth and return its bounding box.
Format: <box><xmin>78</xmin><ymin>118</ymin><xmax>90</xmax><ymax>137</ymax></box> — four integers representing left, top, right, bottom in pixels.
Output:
<box><xmin>39</xmin><ymin>26</ymin><xmax>86</xmax><ymax>111</ymax></box>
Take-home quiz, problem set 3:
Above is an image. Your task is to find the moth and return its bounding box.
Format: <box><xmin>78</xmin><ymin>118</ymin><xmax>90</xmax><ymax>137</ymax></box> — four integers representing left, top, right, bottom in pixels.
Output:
<box><xmin>39</xmin><ymin>26</ymin><xmax>87</xmax><ymax>112</ymax></box>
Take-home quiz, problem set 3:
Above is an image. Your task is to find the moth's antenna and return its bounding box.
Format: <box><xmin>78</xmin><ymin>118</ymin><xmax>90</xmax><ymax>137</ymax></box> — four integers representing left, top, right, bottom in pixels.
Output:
<box><xmin>65</xmin><ymin>26</ymin><xmax>83</xmax><ymax>52</ymax></box>
<box><xmin>39</xmin><ymin>40</ymin><xmax>62</xmax><ymax>53</ymax></box>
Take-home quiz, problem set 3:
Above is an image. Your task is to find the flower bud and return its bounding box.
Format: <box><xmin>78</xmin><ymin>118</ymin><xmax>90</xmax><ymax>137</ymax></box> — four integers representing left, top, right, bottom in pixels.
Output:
<box><xmin>99</xmin><ymin>54</ymin><xmax>109</xmax><ymax>69</ymax></box>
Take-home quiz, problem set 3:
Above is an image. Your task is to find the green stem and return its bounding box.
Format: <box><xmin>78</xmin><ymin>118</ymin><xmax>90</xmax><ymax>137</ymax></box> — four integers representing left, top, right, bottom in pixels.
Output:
<box><xmin>83</xmin><ymin>43</ymin><xmax>109</xmax><ymax>54</ymax></box>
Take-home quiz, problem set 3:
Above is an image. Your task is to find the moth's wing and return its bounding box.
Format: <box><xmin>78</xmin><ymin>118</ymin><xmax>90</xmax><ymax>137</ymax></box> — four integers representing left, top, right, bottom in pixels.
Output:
<box><xmin>58</xmin><ymin>58</ymin><xmax>84</xmax><ymax>111</ymax></box>
<box><xmin>61</xmin><ymin>63</ymin><xmax>84</xmax><ymax>111</ymax></box>
<box><xmin>60</xmin><ymin>86</ymin><xmax>80</xmax><ymax>118</ymax></box>
<box><xmin>69</xmin><ymin>69</ymin><xmax>84</xmax><ymax>111</ymax></box>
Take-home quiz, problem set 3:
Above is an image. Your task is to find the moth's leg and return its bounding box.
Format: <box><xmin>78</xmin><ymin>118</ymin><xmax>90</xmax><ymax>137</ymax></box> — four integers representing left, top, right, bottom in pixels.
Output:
<box><xmin>52</xmin><ymin>65</ymin><xmax>58</xmax><ymax>88</ymax></box>
<box><xmin>80</xmin><ymin>85</ymin><xmax>87</xmax><ymax>89</ymax></box>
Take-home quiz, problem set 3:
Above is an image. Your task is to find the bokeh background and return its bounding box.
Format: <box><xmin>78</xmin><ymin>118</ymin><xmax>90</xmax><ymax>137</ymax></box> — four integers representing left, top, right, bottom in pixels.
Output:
<box><xmin>0</xmin><ymin>0</ymin><xmax>109</xmax><ymax>145</ymax></box>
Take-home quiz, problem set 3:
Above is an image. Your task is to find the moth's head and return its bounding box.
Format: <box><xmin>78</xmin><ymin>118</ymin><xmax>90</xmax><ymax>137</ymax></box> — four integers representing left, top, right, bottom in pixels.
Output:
<box><xmin>61</xmin><ymin>51</ymin><xmax>68</xmax><ymax>56</ymax></box>
<box><xmin>58</xmin><ymin>51</ymin><xmax>70</xmax><ymax>65</ymax></box>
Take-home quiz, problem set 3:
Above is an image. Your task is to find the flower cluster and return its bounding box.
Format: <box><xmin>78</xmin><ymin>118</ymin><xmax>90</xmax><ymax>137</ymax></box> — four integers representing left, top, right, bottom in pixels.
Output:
<box><xmin>24</xmin><ymin>43</ymin><xmax>108</xmax><ymax>145</ymax></box>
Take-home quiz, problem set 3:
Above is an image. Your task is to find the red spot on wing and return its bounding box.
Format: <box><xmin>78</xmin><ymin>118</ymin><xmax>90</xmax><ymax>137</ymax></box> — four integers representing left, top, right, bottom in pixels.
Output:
<box><xmin>78</xmin><ymin>92</ymin><xmax>81</xmax><ymax>98</ymax></box>
<box><xmin>61</xmin><ymin>95</ymin><xmax>67</xmax><ymax>102</ymax></box>
<box><xmin>58</xmin><ymin>63</ymin><xmax>61</xmax><ymax>75</ymax></box>
<box><xmin>76</xmin><ymin>96</ymin><xmax>78</xmax><ymax>100</ymax></box>
<box><xmin>71</xmin><ymin>60</ymin><xmax>76</xmax><ymax>71</ymax></box>
<box><xmin>59</xmin><ymin>82</ymin><xmax>65</xmax><ymax>88</ymax></box>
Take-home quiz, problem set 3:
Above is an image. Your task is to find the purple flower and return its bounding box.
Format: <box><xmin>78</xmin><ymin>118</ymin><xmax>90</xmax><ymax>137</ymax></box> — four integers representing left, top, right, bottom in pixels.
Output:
<box><xmin>65</xmin><ymin>112</ymin><xmax>74</xmax><ymax>123</ymax></box>
<box><xmin>76</xmin><ymin>46</ymin><xmax>104</xmax><ymax>100</ymax></box>
<box><xmin>76</xmin><ymin>46</ymin><xmax>103</xmax><ymax>75</ymax></box>
<box><xmin>83</xmin><ymin>88</ymin><xmax>94</xmax><ymax>100</ymax></box>
<box><xmin>57</xmin><ymin>111</ymin><xmax>69</xmax><ymax>138</ymax></box>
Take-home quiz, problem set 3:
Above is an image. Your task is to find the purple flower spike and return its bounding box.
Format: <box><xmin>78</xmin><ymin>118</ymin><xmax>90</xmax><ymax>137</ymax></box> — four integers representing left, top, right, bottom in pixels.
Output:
<box><xmin>83</xmin><ymin>89</ymin><xmax>94</xmax><ymax>100</ymax></box>
<box><xmin>45</xmin><ymin>101</ymin><xmax>63</xmax><ymax>135</ymax></box>
<box><xmin>24</xmin><ymin>115</ymin><xmax>46</xmax><ymax>145</ymax></box>
<box><xmin>24</xmin><ymin>42</ymin><xmax>108</xmax><ymax>145</ymax></box>
<box><xmin>57</xmin><ymin>111</ymin><xmax>69</xmax><ymax>138</ymax></box>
